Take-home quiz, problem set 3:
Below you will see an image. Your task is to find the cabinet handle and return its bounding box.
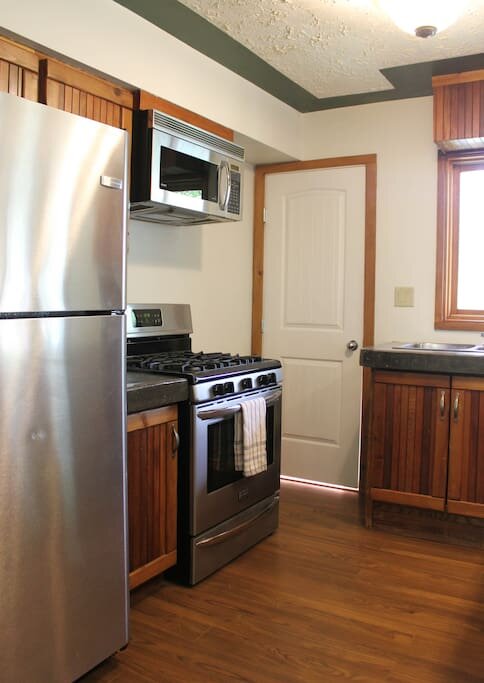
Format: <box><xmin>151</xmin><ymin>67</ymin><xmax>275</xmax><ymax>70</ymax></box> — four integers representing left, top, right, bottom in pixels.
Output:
<box><xmin>171</xmin><ymin>425</ymin><xmax>180</xmax><ymax>455</ymax></box>
<box><xmin>453</xmin><ymin>392</ymin><xmax>460</xmax><ymax>421</ymax></box>
<box><xmin>439</xmin><ymin>390</ymin><xmax>446</xmax><ymax>418</ymax></box>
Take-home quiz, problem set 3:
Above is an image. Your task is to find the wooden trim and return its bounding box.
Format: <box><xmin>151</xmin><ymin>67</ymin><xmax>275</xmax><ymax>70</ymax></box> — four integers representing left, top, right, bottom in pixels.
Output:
<box><xmin>451</xmin><ymin>376</ymin><xmax>484</xmax><ymax>391</ymax></box>
<box><xmin>0</xmin><ymin>35</ymin><xmax>38</xmax><ymax>71</ymax></box>
<box><xmin>435</xmin><ymin>150</ymin><xmax>484</xmax><ymax>330</ymax></box>
<box><xmin>127</xmin><ymin>405</ymin><xmax>178</xmax><ymax>432</ymax></box>
<box><xmin>374</xmin><ymin>370</ymin><xmax>450</xmax><ymax>388</ymax></box>
<box><xmin>251</xmin><ymin>154</ymin><xmax>377</xmax><ymax>355</ymax></box>
<box><xmin>432</xmin><ymin>70</ymin><xmax>484</xmax><ymax>88</ymax></box>
<box><xmin>370</xmin><ymin>488</ymin><xmax>445</xmax><ymax>511</ymax></box>
<box><xmin>39</xmin><ymin>58</ymin><xmax>134</xmax><ymax>107</ymax></box>
<box><xmin>251</xmin><ymin>154</ymin><xmax>377</xmax><ymax>493</ymax></box>
<box><xmin>135</xmin><ymin>90</ymin><xmax>234</xmax><ymax>141</ymax></box>
<box><xmin>129</xmin><ymin>550</ymin><xmax>177</xmax><ymax>589</ymax></box>
<box><xmin>447</xmin><ymin>500</ymin><xmax>484</xmax><ymax>518</ymax></box>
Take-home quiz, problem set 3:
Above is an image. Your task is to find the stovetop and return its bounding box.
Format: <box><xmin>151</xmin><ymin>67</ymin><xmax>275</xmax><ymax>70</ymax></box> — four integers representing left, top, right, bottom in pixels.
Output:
<box><xmin>127</xmin><ymin>350</ymin><xmax>280</xmax><ymax>383</ymax></box>
<box><xmin>125</xmin><ymin>304</ymin><xmax>282</xmax><ymax>403</ymax></box>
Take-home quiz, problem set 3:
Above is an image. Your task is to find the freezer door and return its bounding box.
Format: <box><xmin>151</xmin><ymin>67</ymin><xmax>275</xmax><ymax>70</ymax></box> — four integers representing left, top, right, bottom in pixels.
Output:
<box><xmin>0</xmin><ymin>93</ymin><xmax>127</xmax><ymax>314</ymax></box>
<box><xmin>0</xmin><ymin>315</ymin><xmax>128</xmax><ymax>683</ymax></box>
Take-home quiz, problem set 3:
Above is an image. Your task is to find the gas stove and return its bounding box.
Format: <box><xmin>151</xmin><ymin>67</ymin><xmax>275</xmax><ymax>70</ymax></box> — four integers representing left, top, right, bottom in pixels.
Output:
<box><xmin>127</xmin><ymin>303</ymin><xmax>282</xmax><ymax>404</ymax></box>
<box><xmin>127</xmin><ymin>303</ymin><xmax>282</xmax><ymax>585</ymax></box>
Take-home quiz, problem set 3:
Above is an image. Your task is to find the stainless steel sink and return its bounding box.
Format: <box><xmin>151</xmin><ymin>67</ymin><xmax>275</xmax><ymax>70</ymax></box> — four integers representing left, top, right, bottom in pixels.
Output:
<box><xmin>393</xmin><ymin>342</ymin><xmax>484</xmax><ymax>352</ymax></box>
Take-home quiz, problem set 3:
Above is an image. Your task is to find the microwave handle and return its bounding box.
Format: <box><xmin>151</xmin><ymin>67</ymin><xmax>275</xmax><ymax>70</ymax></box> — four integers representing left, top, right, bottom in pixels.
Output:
<box><xmin>198</xmin><ymin>388</ymin><xmax>282</xmax><ymax>421</ymax></box>
<box><xmin>218</xmin><ymin>160</ymin><xmax>231</xmax><ymax>211</ymax></box>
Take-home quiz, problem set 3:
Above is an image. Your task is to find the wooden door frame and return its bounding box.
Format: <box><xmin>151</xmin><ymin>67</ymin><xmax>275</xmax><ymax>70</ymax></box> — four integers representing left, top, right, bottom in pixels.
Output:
<box><xmin>251</xmin><ymin>154</ymin><xmax>377</xmax><ymax>491</ymax></box>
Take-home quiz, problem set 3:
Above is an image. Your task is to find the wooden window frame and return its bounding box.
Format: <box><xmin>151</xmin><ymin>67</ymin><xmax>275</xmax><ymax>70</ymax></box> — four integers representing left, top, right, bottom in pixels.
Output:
<box><xmin>435</xmin><ymin>150</ymin><xmax>484</xmax><ymax>330</ymax></box>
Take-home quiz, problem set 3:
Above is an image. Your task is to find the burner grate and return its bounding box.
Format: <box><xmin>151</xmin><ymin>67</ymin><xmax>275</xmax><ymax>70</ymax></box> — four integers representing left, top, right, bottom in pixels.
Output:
<box><xmin>128</xmin><ymin>351</ymin><xmax>264</xmax><ymax>375</ymax></box>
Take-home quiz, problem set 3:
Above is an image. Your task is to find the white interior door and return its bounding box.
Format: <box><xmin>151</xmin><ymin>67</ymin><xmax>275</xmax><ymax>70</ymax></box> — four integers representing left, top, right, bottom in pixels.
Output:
<box><xmin>262</xmin><ymin>166</ymin><xmax>366</xmax><ymax>488</ymax></box>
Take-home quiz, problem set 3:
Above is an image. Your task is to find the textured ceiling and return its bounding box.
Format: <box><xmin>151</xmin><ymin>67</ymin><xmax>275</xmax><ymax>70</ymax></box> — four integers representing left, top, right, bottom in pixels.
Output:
<box><xmin>179</xmin><ymin>0</ymin><xmax>484</xmax><ymax>98</ymax></box>
<box><xmin>115</xmin><ymin>0</ymin><xmax>484</xmax><ymax>111</ymax></box>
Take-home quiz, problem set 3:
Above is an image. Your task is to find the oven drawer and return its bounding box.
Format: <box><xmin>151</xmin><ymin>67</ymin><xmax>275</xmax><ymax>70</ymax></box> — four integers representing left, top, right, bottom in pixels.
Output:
<box><xmin>188</xmin><ymin>493</ymin><xmax>279</xmax><ymax>585</ymax></box>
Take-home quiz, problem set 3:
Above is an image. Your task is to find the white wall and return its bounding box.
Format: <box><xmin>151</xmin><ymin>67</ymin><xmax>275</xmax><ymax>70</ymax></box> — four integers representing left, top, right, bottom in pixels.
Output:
<box><xmin>127</xmin><ymin>166</ymin><xmax>254</xmax><ymax>353</ymax></box>
<box><xmin>1</xmin><ymin>1</ymin><xmax>473</xmax><ymax>349</ymax></box>
<box><xmin>0</xmin><ymin>0</ymin><xmax>301</xmax><ymax>160</ymax></box>
<box><xmin>0</xmin><ymin>0</ymin><xmax>301</xmax><ymax>352</ymax></box>
<box><xmin>302</xmin><ymin>97</ymin><xmax>483</xmax><ymax>345</ymax></box>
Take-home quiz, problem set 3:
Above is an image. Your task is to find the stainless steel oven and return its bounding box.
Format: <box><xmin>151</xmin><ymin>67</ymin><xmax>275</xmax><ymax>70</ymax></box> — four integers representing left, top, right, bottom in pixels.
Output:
<box><xmin>192</xmin><ymin>386</ymin><xmax>281</xmax><ymax>535</ymax></box>
<box><xmin>186</xmin><ymin>385</ymin><xmax>281</xmax><ymax>584</ymax></box>
<box><xmin>126</xmin><ymin>303</ymin><xmax>282</xmax><ymax>585</ymax></box>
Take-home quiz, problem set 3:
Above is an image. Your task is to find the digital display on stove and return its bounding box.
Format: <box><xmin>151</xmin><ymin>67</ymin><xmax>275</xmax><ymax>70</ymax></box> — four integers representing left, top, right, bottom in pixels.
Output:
<box><xmin>132</xmin><ymin>309</ymin><xmax>162</xmax><ymax>327</ymax></box>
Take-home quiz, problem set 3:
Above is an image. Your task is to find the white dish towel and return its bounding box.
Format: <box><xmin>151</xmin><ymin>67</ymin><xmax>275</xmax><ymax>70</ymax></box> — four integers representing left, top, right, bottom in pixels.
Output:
<box><xmin>234</xmin><ymin>397</ymin><xmax>267</xmax><ymax>477</ymax></box>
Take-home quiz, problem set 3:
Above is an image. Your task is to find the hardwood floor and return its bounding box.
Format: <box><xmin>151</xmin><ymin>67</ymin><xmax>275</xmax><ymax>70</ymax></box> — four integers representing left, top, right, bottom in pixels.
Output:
<box><xmin>81</xmin><ymin>480</ymin><xmax>484</xmax><ymax>683</ymax></box>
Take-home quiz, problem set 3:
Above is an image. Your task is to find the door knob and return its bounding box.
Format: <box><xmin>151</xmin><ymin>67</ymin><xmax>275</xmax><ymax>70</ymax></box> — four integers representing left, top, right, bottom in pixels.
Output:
<box><xmin>346</xmin><ymin>340</ymin><xmax>359</xmax><ymax>352</ymax></box>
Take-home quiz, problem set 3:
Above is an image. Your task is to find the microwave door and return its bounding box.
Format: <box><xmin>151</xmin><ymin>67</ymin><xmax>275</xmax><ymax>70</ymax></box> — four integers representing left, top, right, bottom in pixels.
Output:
<box><xmin>151</xmin><ymin>130</ymin><xmax>229</xmax><ymax>219</ymax></box>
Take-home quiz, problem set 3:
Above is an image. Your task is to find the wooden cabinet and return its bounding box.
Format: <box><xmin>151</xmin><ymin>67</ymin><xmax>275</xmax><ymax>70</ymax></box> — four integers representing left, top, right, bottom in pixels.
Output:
<box><xmin>127</xmin><ymin>405</ymin><xmax>179</xmax><ymax>589</ymax></box>
<box><xmin>134</xmin><ymin>89</ymin><xmax>234</xmax><ymax>141</ymax></box>
<box><xmin>447</xmin><ymin>377</ymin><xmax>484</xmax><ymax>518</ymax></box>
<box><xmin>39</xmin><ymin>59</ymin><xmax>134</xmax><ymax>134</ymax></box>
<box><xmin>433</xmin><ymin>70</ymin><xmax>484</xmax><ymax>151</ymax></box>
<box><xmin>370</xmin><ymin>371</ymin><xmax>450</xmax><ymax>512</ymax></box>
<box><xmin>0</xmin><ymin>36</ymin><xmax>38</xmax><ymax>101</ymax></box>
<box><xmin>368</xmin><ymin>371</ymin><xmax>484</xmax><ymax>523</ymax></box>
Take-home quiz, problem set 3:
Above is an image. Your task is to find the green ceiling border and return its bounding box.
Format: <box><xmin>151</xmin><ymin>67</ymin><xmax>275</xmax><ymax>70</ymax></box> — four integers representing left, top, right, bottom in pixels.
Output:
<box><xmin>115</xmin><ymin>0</ymin><xmax>484</xmax><ymax>112</ymax></box>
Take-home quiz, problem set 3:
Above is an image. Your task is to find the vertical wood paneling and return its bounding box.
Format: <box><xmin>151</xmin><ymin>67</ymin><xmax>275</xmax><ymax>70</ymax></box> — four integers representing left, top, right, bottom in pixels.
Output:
<box><xmin>370</xmin><ymin>372</ymin><xmax>449</xmax><ymax>503</ymax></box>
<box><xmin>433</xmin><ymin>75</ymin><xmax>484</xmax><ymax>150</ymax></box>
<box><xmin>448</xmin><ymin>382</ymin><xmax>484</xmax><ymax>508</ymax></box>
<box><xmin>0</xmin><ymin>60</ymin><xmax>9</xmax><ymax>92</ymax></box>
<box><xmin>38</xmin><ymin>58</ymin><xmax>134</xmax><ymax>135</ymax></box>
<box><xmin>127</xmin><ymin>406</ymin><xmax>178</xmax><ymax>586</ymax></box>
<box><xmin>128</xmin><ymin>422</ymin><xmax>170</xmax><ymax>571</ymax></box>
<box><xmin>0</xmin><ymin>39</ymin><xmax>39</xmax><ymax>102</ymax></box>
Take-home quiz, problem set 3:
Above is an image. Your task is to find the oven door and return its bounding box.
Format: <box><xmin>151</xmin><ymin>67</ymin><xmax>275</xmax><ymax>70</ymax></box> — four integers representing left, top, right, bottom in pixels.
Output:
<box><xmin>190</xmin><ymin>386</ymin><xmax>281</xmax><ymax>536</ymax></box>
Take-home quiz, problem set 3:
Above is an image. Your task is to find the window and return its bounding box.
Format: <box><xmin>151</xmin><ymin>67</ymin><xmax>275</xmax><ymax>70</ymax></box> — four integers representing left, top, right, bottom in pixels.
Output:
<box><xmin>435</xmin><ymin>151</ymin><xmax>484</xmax><ymax>330</ymax></box>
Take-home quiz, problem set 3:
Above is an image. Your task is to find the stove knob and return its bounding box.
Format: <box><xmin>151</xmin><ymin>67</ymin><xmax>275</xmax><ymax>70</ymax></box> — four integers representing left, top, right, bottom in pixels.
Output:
<box><xmin>241</xmin><ymin>377</ymin><xmax>252</xmax><ymax>390</ymax></box>
<box><xmin>223</xmin><ymin>381</ymin><xmax>234</xmax><ymax>394</ymax></box>
<box><xmin>257</xmin><ymin>374</ymin><xmax>268</xmax><ymax>387</ymax></box>
<box><xmin>268</xmin><ymin>372</ymin><xmax>277</xmax><ymax>385</ymax></box>
<box><xmin>213</xmin><ymin>383</ymin><xmax>225</xmax><ymax>396</ymax></box>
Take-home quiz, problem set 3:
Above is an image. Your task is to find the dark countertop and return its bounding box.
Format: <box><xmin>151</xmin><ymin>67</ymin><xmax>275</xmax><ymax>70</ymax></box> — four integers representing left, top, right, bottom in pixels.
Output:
<box><xmin>360</xmin><ymin>343</ymin><xmax>484</xmax><ymax>376</ymax></box>
<box><xmin>127</xmin><ymin>372</ymin><xmax>189</xmax><ymax>414</ymax></box>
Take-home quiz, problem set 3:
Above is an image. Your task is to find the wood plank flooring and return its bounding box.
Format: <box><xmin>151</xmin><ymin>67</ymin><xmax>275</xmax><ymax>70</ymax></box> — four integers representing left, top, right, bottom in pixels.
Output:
<box><xmin>81</xmin><ymin>480</ymin><xmax>484</xmax><ymax>683</ymax></box>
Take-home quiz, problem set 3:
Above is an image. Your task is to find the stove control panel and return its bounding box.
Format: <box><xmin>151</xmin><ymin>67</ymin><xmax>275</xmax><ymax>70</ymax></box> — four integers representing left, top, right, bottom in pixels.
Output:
<box><xmin>210</xmin><ymin>371</ymin><xmax>280</xmax><ymax>398</ymax></box>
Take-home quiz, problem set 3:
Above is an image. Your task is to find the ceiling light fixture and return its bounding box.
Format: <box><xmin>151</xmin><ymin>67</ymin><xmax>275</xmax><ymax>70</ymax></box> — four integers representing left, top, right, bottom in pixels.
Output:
<box><xmin>378</xmin><ymin>0</ymin><xmax>467</xmax><ymax>38</ymax></box>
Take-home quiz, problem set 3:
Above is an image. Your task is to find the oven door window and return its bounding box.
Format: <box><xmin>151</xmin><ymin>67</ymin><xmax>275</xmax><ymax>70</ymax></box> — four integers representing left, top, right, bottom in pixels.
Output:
<box><xmin>207</xmin><ymin>407</ymin><xmax>275</xmax><ymax>493</ymax></box>
<box><xmin>160</xmin><ymin>147</ymin><xmax>219</xmax><ymax>202</ymax></box>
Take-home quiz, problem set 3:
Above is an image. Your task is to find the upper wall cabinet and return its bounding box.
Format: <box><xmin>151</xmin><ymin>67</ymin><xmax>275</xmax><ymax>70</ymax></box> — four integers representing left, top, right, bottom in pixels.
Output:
<box><xmin>134</xmin><ymin>89</ymin><xmax>234</xmax><ymax>141</ymax></box>
<box><xmin>0</xmin><ymin>36</ymin><xmax>38</xmax><ymax>101</ymax></box>
<box><xmin>39</xmin><ymin>59</ymin><xmax>134</xmax><ymax>134</ymax></box>
<box><xmin>433</xmin><ymin>70</ymin><xmax>484</xmax><ymax>151</ymax></box>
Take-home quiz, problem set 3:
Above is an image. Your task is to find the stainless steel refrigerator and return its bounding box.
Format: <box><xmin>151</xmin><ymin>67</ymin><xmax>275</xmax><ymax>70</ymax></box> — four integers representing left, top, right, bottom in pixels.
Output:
<box><xmin>0</xmin><ymin>92</ymin><xmax>129</xmax><ymax>682</ymax></box>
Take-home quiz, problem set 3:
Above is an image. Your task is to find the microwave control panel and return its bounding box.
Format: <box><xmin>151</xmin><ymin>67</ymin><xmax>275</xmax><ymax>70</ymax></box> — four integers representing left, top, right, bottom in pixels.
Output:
<box><xmin>227</xmin><ymin>170</ymin><xmax>241</xmax><ymax>214</ymax></box>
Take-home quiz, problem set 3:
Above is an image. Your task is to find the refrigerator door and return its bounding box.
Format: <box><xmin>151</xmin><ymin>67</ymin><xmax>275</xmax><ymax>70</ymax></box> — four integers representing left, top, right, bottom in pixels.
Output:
<box><xmin>0</xmin><ymin>93</ymin><xmax>127</xmax><ymax>314</ymax></box>
<box><xmin>0</xmin><ymin>315</ymin><xmax>128</xmax><ymax>682</ymax></box>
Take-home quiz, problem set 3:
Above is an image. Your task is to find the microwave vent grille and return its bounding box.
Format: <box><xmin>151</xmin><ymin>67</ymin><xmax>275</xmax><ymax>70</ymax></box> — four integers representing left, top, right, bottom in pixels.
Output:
<box><xmin>152</xmin><ymin>111</ymin><xmax>244</xmax><ymax>161</ymax></box>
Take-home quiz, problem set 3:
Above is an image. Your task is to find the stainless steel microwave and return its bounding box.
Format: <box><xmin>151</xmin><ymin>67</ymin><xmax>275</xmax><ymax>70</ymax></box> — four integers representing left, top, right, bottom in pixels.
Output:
<box><xmin>130</xmin><ymin>110</ymin><xmax>244</xmax><ymax>226</ymax></box>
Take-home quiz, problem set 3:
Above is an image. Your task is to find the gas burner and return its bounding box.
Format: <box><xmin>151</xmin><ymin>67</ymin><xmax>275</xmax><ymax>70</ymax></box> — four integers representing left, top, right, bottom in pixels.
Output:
<box><xmin>128</xmin><ymin>351</ymin><xmax>265</xmax><ymax>376</ymax></box>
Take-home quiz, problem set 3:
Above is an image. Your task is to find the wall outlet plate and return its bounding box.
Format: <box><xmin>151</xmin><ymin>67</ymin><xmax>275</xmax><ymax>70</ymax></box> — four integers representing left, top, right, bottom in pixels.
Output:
<box><xmin>394</xmin><ymin>286</ymin><xmax>414</xmax><ymax>307</ymax></box>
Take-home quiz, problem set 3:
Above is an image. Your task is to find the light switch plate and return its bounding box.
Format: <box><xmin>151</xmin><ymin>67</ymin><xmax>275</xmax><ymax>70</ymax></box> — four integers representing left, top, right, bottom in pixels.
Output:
<box><xmin>394</xmin><ymin>286</ymin><xmax>414</xmax><ymax>307</ymax></box>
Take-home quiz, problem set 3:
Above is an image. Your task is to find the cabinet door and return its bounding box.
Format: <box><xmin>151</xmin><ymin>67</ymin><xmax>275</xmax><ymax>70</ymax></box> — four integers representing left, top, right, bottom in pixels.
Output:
<box><xmin>127</xmin><ymin>405</ymin><xmax>179</xmax><ymax>589</ymax></box>
<box><xmin>447</xmin><ymin>377</ymin><xmax>484</xmax><ymax>518</ymax></box>
<box><xmin>370</xmin><ymin>371</ymin><xmax>450</xmax><ymax>511</ymax></box>
<box><xmin>0</xmin><ymin>36</ymin><xmax>38</xmax><ymax>101</ymax></box>
<box><xmin>39</xmin><ymin>58</ymin><xmax>133</xmax><ymax>134</ymax></box>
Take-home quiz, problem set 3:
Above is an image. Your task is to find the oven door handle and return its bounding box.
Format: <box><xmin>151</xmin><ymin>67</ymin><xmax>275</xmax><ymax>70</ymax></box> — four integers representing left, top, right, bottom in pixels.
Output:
<box><xmin>194</xmin><ymin>495</ymin><xmax>280</xmax><ymax>548</ymax></box>
<box><xmin>197</xmin><ymin>389</ymin><xmax>282</xmax><ymax>421</ymax></box>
